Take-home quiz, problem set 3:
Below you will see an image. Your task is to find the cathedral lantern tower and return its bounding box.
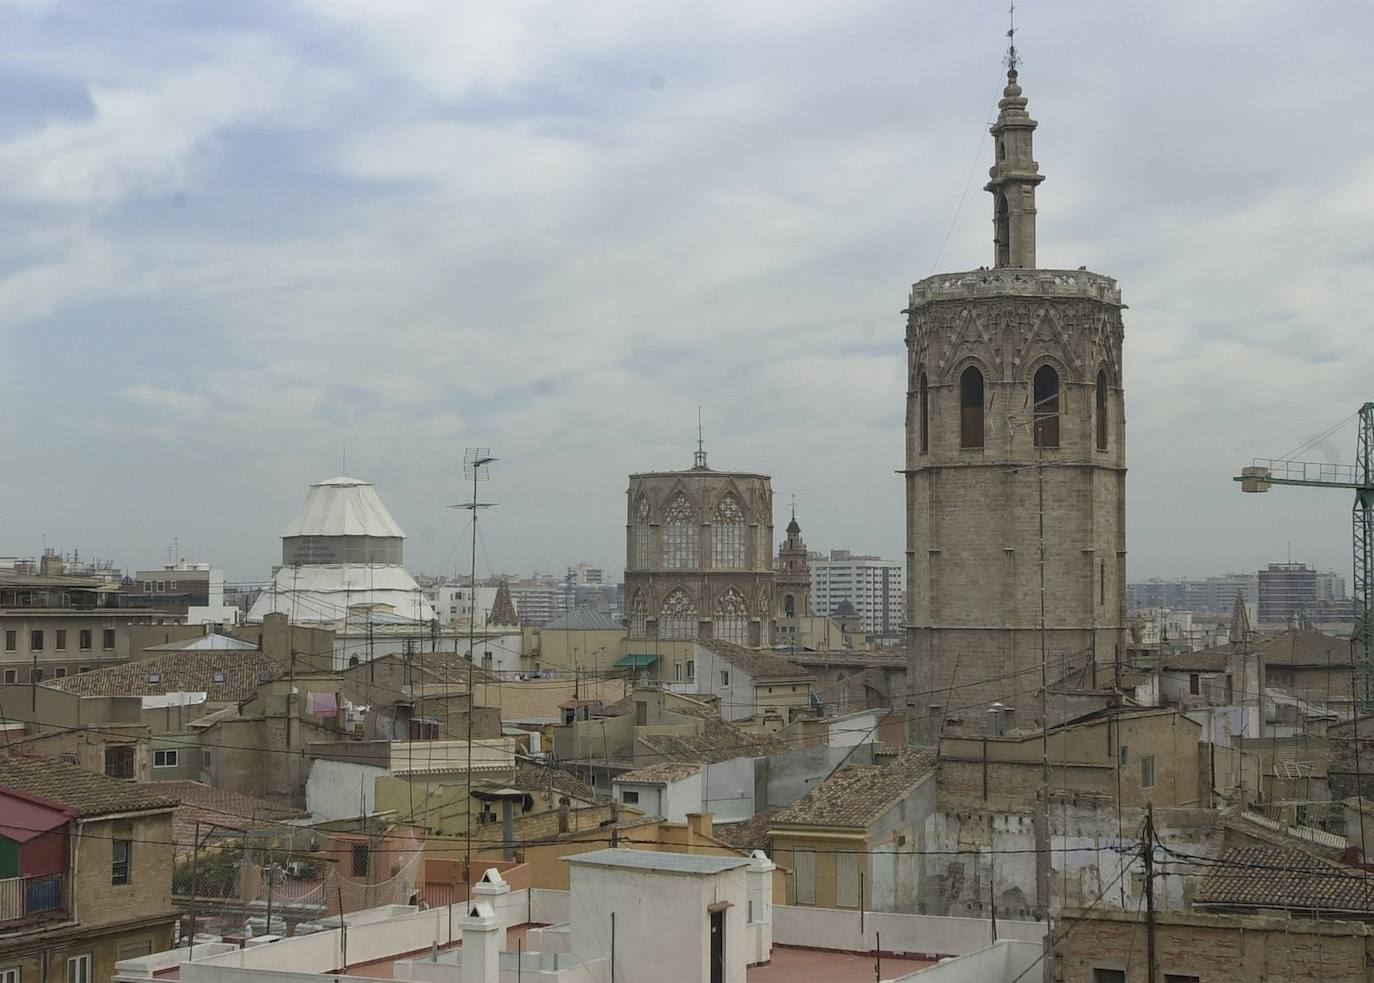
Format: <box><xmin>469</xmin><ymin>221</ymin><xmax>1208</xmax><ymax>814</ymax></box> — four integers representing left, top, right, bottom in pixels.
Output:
<box><xmin>905</xmin><ymin>65</ymin><xmax>1127</xmax><ymax>737</ymax></box>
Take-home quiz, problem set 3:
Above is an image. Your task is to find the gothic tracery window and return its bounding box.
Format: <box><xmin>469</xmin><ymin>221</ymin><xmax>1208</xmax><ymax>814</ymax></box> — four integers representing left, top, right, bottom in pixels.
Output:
<box><xmin>713</xmin><ymin>495</ymin><xmax>746</xmax><ymax>569</ymax></box>
<box><xmin>663</xmin><ymin>494</ymin><xmax>698</xmax><ymax>570</ymax></box>
<box><xmin>659</xmin><ymin>588</ymin><xmax>697</xmax><ymax>640</ymax></box>
<box><xmin>633</xmin><ymin>495</ymin><xmax>651</xmax><ymax>568</ymax></box>
<box><xmin>714</xmin><ymin>588</ymin><xmax>748</xmax><ymax>645</ymax></box>
<box><xmin>1095</xmin><ymin>369</ymin><xmax>1108</xmax><ymax>451</ymax></box>
<box><xmin>919</xmin><ymin>370</ymin><xmax>929</xmax><ymax>455</ymax></box>
<box><xmin>628</xmin><ymin>589</ymin><xmax>647</xmax><ymax>638</ymax></box>
<box><xmin>960</xmin><ymin>366</ymin><xmax>984</xmax><ymax>449</ymax></box>
<box><xmin>1033</xmin><ymin>364</ymin><xmax>1060</xmax><ymax>449</ymax></box>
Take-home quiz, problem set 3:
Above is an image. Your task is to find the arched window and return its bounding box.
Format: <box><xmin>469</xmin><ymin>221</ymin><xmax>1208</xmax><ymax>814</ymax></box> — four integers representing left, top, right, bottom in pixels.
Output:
<box><xmin>628</xmin><ymin>589</ymin><xmax>647</xmax><ymax>638</ymax></box>
<box><xmin>960</xmin><ymin>366</ymin><xmax>984</xmax><ymax>449</ymax></box>
<box><xmin>783</xmin><ymin>594</ymin><xmax>796</xmax><ymax>618</ymax></box>
<box><xmin>1033</xmin><ymin>364</ymin><xmax>1060</xmax><ymax>449</ymax></box>
<box><xmin>713</xmin><ymin>496</ymin><xmax>746</xmax><ymax>569</ymax></box>
<box><xmin>1095</xmin><ymin>370</ymin><xmax>1108</xmax><ymax>451</ymax></box>
<box><xmin>994</xmin><ymin>193</ymin><xmax>1010</xmax><ymax>267</ymax></box>
<box><xmin>919</xmin><ymin>370</ymin><xmax>929</xmax><ymax>455</ymax></box>
<box><xmin>663</xmin><ymin>494</ymin><xmax>698</xmax><ymax>569</ymax></box>
<box><xmin>632</xmin><ymin>496</ymin><xmax>651</xmax><ymax>569</ymax></box>
<box><xmin>714</xmin><ymin>588</ymin><xmax>748</xmax><ymax>644</ymax></box>
<box><xmin>659</xmin><ymin>588</ymin><xmax>697</xmax><ymax>640</ymax></box>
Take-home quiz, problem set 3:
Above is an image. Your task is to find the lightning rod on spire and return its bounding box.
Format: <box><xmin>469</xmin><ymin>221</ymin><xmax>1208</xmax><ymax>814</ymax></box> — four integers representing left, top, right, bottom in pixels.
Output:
<box><xmin>1005</xmin><ymin>0</ymin><xmax>1019</xmax><ymax>73</ymax></box>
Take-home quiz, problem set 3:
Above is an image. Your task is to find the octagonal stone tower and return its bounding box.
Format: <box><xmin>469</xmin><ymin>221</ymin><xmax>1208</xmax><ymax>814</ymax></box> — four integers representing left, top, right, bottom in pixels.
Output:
<box><xmin>905</xmin><ymin>68</ymin><xmax>1127</xmax><ymax>737</ymax></box>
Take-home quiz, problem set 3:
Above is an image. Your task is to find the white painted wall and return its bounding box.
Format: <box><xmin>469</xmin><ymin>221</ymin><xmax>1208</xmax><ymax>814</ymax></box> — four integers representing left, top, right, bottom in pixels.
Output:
<box><xmin>612</xmin><ymin>782</ymin><xmax>662</xmax><ymax>819</ymax></box>
<box><xmin>613</xmin><ymin>772</ymin><xmax>703</xmax><ymax>823</ymax></box>
<box><xmin>702</xmin><ymin>756</ymin><xmax>755</xmax><ymax>822</ymax></box>
<box><xmin>887</xmin><ymin>939</ymin><xmax>1042</xmax><ymax>981</ymax></box>
<box><xmin>688</xmin><ymin>643</ymin><xmax>755</xmax><ymax>722</ymax></box>
<box><xmin>569</xmin><ymin>863</ymin><xmax>749</xmax><ymax>983</ymax></box>
<box><xmin>828</xmin><ymin>709</ymin><xmax>883</xmax><ymax>748</ymax></box>
<box><xmin>772</xmin><ymin>905</ymin><xmax>1044</xmax><ymax>959</ymax></box>
<box><xmin>305</xmin><ymin>758</ymin><xmax>387</xmax><ymax>820</ymax></box>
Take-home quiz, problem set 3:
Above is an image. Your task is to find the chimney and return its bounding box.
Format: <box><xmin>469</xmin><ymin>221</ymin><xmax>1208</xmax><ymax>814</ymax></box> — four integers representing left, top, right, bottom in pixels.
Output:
<box><xmin>557</xmin><ymin>797</ymin><xmax>571</xmax><ymax>834</ymax></box>
<box><xmin>459</xmin><ymin>901</ymin><xmax>501</xmax><ymax>983</ymax></box>
<box><xmin>987</xmin><ymin>702</ymin><xmax>1005</xmax><ymax>737</ymax></box>
<box><xmin>685</xmin><ymin>812</ymin><xmax>713</xmax><ymax>839</ymax></box>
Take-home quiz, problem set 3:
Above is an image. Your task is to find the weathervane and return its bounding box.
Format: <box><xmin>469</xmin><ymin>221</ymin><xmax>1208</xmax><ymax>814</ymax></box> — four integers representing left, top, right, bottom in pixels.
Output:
<box><xmin>1005</xmin><ymin>1</ymin><xmax>1019</xmax><ymax>72</ymax></box>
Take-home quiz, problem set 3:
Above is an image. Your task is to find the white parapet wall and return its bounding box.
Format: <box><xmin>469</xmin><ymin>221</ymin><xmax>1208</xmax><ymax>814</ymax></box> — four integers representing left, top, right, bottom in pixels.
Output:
<box><xmin>884</xmin><ymin>939</ymin><xmax>1043</xmax><ymax>981</ymax></box>
<box><xmin>772</xmin><ymin>905</ymin><xmax>1045</xmax><ymax>959</ymax></box>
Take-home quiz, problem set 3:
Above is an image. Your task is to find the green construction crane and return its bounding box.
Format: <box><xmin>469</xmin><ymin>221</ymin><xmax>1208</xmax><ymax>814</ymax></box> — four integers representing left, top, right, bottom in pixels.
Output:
<box><xmin>1235</xmin><ymin>401</ymin><xmax>1374</xmax><ymax>713</ymax></box>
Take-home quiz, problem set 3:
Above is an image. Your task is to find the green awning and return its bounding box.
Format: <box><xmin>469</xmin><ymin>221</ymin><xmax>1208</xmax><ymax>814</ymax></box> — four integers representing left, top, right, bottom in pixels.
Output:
<box><xmin>614</xmin><ymin>653</ymin><xmax>660</xmax><ymax>669</ymax></box>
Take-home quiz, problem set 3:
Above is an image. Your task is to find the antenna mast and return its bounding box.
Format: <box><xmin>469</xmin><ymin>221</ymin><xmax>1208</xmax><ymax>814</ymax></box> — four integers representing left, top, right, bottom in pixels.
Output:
<box><xmin>694</xmin><ymin>406</ymin><xmax>708</xmax><ymax>470</ymax></box>
<box><xmin>450</xmin><ymin>447</ymin><xmax>497</xmax><ymax>907</ymax></box>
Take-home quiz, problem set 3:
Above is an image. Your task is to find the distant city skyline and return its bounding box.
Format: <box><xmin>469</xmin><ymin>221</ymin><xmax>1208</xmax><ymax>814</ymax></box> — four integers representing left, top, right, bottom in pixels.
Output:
<box><xmin>1</xmin><ymin>3</ymin><xmax>1367</xmax><ymax>585</ymax></box>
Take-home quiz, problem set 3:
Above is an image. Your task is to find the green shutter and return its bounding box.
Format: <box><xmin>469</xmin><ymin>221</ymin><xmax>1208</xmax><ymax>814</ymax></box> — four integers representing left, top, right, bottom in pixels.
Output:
<box><xmin>0</xmin><ymin>837</ymin><xmax>19</xmax><ymax>878</ymax></box>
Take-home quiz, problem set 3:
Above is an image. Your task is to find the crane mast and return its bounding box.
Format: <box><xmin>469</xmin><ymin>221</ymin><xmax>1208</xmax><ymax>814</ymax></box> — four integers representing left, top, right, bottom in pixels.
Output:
<box><xmin>1236</xmin><ymin>402</ymin><xmax>1374</xmax><ymax>713</ymax></box>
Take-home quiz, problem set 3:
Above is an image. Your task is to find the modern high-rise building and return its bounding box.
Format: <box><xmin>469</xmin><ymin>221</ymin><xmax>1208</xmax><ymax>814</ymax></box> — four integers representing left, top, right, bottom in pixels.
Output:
<box><xmin>905</xmin><ymin>63</ymin><xmax>1128</xmax><ymax>733</ymax></box>
<box><xmin>1258</xmin><ymin>562</ymin><xmax>1319</xmax><ymax>625</ymax></box>
<box><xmin>808</xmin><ymin>550</ymin><xmax>903</xmax><ymax>636</ymax></box>
<box><xmin>624</xmin><ymin>444</ymin><xmax>774</xmax><ymax>647</ymax></box>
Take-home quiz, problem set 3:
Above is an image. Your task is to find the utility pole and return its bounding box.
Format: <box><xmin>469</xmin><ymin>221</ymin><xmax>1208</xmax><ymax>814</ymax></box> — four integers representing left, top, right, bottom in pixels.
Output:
<box><xmin>189</xmin><ymin>820</ymin><xmax>200</xmax><ymax>958</ymax></box>
<box><xmin>1143</xmin><ymin>802</ymin><xmax>1158</xmax><ymax>983</ymax></box>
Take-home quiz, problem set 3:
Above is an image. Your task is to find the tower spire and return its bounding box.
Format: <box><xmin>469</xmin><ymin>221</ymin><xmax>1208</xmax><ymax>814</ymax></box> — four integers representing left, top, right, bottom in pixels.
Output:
<box><xmin>985</xmin><ymin>4</ymin><xmax>1043</xmax><ymax>270</ymax></box>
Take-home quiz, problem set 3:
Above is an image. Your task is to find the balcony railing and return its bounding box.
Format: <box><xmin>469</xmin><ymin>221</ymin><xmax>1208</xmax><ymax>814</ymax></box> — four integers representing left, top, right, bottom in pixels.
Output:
<box><xmin>0</xmin><ymin>873</ymin><xmax>68</xmax><ymax>925</ymax></box>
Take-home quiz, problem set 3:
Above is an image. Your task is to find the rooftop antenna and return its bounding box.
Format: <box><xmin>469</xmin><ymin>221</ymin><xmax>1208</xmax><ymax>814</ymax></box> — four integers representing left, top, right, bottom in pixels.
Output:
<box><xmin>694</xmin><ymin>406</ymin><xmax>708</xmax><ymax>470</ymax></box>
<box><xmin>449</xmin><ymin>447</ymin><xmax>497</xmax><ymax>913</ymax></box>
<box><xmin>1005</xmin><ymin>0</ymin><xmax>1019</xmax><ymax>72</ymax></box>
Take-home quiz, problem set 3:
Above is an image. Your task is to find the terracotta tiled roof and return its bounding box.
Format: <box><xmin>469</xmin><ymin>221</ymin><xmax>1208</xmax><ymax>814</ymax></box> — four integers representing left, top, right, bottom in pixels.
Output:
<box><xmin>614</xmin><ymin>762</ymin><xmax>703</xmax><ymax>785</ymax></box>
<box><xmin>780</xmin><ymin>651</ymin><xmax>906</xmax><ymax>669</ymax></box>
<box><xmin>698</xmin><ymin>639</ymin><xmax>814</xmax><ymax>682</ymax></box>
<box><xmin>153</xmin><ymin>780</ymin><xmax>305</xmax><ymax>855</ymax></box>
<box><xmin>1258</xmin><ymin>630</ymin><xmax>1353</xmax><ymax>668</ymax></box>
<box><xmin>46</xmin><ymin>649</ymin><xmax>275</xmax><ymax>702</ymax></box>
<box><xmin>714</xmin><ymin>808</ymin><xmax>778</xmax><ymax>853</ymax></box>
<box><xmin>638</xmin><ymin>716</ymin><xmax>785</xmax><ymax>765</ymax></box>
<box><xmin>0</xmin><ymin>752</ymin><xmax>180</xmax><ymax>818</ymax></box>
<box><xmin>771</xmin><ymin>748</ymin><xmax>937</xmax><ymax>830</ymax></box>
<box><xmin>1160</xmin><ymin>652</ymin><xmax>1231</xmax><ymax>673</ymax></box>
<box><xmin>507</xmin><ymin>764</ymin><xmax>597</xmax><ymax>803</ymax></box>
<box><xmin>1194</xmin><ymin>846</ymin><xmax>1374</xmax><ymax>914</ymax></box>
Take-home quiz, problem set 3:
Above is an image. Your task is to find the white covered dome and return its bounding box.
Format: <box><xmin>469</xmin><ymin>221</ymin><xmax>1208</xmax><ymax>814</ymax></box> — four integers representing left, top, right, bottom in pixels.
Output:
<box><xmin>281</xmin><ymin>476</ymin><xmax>406</xmax><ymax>539</ymax></box>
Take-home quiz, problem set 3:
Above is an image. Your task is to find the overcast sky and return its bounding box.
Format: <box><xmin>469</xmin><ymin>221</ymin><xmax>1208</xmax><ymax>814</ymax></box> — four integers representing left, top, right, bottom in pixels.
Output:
<box><xmin>2</xmin><ymin>1</ymin><xmax>1371</xmax><ymax>586</ymax></box>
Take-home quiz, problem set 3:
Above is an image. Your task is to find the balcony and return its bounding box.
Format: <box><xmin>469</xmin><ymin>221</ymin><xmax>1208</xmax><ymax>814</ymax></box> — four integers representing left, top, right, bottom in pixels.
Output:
<box><xmin>0</xmin><ymin>873</ymin><xmax>68</xmax><ymax>926</ymax></box>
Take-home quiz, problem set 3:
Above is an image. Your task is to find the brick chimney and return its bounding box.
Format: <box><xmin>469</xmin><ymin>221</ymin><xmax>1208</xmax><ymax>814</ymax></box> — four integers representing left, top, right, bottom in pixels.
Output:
<box><xmin>685</xmin><ymin>812</ymin><xmax>713</xmax><ymax>839</ymax></box>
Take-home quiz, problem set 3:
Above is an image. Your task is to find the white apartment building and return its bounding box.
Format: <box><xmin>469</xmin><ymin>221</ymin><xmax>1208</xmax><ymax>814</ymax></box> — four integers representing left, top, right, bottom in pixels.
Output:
<box><xmin>506</xmin><ymin>582</ymin><xmax>569</xmax><ymax>626</ymax></box>
<box><xmin>566</xmin><ymin>563</ymin><xmax>606</xmax><ymax>588</ymax></box>
<box><xmin>809</xmin><ymin>549</ymin><xmax>904</xmax><ymax>635</ymax></box>
<box><xmin>424</xmin><ymin>584</ymin><xmax>498</xmax><ymax>626</ymax></box>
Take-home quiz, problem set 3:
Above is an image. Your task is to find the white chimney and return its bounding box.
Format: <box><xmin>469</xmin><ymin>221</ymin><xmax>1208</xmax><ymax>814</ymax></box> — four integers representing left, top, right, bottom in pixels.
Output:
<box><xmin>460</xmin><ymin>900</ymin><xmax>501</xmax><ymax>983</ymax></box>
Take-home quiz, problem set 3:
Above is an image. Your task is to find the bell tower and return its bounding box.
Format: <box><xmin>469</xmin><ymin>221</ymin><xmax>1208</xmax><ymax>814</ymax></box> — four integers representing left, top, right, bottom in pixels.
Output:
<box><xmin>905</xmin><ymin>60</ymin><xmax>1127</xmax><ymax>738</ymax></box>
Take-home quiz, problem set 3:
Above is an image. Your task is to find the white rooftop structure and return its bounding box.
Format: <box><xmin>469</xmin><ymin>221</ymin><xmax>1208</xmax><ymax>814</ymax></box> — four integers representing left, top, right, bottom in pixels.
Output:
<box><xmin>144</xmin><ymin>634</ymin><xmax>258</xmax><ymax>652</ymax></box>
<box><xmin>247</xmin><ymin>475</ymin><xmax>436</xmax><ymax>627</ymax></box>
<box><xmin>281</xmin><ymin>476</ymin><xmax>406</xmax><ymax>539</ymax></box>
